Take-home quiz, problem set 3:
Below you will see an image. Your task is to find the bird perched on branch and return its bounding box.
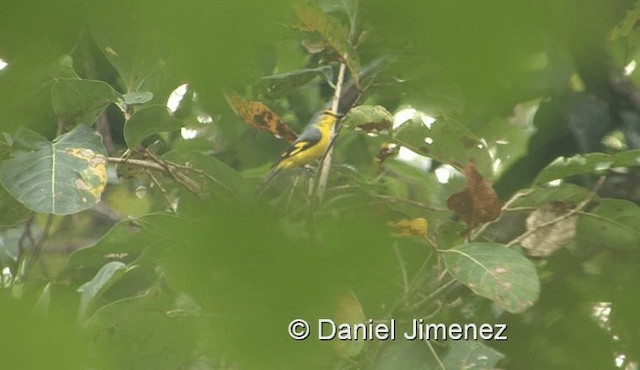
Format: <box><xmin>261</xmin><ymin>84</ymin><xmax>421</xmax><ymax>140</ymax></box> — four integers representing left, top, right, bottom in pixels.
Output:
<box><xmin>258</xmin><ymin>109</ymin><xmax>343</xmax><ymax>193</ymax></box>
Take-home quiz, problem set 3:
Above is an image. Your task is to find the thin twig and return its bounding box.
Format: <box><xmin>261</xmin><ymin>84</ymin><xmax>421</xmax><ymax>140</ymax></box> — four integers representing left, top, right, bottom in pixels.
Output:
<box><xmin>25</xmin><ymin>213</ymin><xmax>55</xmax><ymax>277</ymax></box>
<box><xmin>314</xmin><ymin>63</ymin><xmax>347</xmax><ymax>204</ymax></box>
<box><xmin>142</xmin><ymin>148</ymin><xmax>202</xmax><ymax>193</ymax></box>
<box><xmin>17</xmin><ymin>216</ymin><xmax>35</xmax><ymax>259</ymax></box>
<box><xmin>108</xmin><ymin>155</ymin><xmax>202</xmax><ymax>195</ymax></box>
<box><xmin>162</xmin><ymin>159</ymin><xmax>233</xmax><ymax>194</ymax></box>
<box><xmin>426</xmin><ymin>340</ymin><xmax>446</xmax><ymax>370</ymax></box>
<box><xmin>393</xmin><ymin>242</ymin><xmax>410</xmax><ymax>296</ymax></box>
<box><xmin>471</xmin><ymin>188</ymin><xmax>536</xmax><ymax>240</ymax></box>
<box><xmin>108</xmin><ymin>157</ymin><xmax>166</xmax><ymax>171</ymax></box>
<box><xmin>506</xmin><ymin>177</ymin><xmax>605</xmax><ymax>247</ymax></box>
<box><xmin>146</xmin><ymin>169</ymin><xmax>176</xmax><ymax>214</ymax></box>
<box><xmin>374</xmin><ymin>194</ymin><xmax>449</xmax><ymax>212</ymax></box>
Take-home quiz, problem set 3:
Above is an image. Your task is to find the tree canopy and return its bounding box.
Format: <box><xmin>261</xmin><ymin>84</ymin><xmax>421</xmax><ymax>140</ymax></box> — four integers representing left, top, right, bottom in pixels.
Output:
<box><xmin>1</xmin><ymin>0</ymin><xmax>640</xmax><ymax>369</ymax></box>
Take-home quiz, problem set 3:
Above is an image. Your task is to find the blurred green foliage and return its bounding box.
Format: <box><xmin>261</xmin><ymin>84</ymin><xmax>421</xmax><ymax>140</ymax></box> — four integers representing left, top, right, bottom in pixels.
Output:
<box><xmin>1</xmin><ymin>0</ymin><xmax>640</xmax><ymax>369</ymax></box>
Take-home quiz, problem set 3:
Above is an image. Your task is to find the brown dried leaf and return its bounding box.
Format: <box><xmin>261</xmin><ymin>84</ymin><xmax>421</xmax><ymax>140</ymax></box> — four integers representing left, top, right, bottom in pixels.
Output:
<box><xmin>447</xmin><ymin>161</ymin><xmax>501</xmax><ymax>228</ymax></box>
<box><xmin>225</xmin><ymin>93</ymin><xmax>297</xmax><ymax>143</ymax></box>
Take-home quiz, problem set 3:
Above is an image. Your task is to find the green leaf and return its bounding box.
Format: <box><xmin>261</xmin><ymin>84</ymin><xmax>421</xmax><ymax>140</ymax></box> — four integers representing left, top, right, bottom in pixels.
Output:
<box><xmin>84</xmin><ymin>287</ymin><xmax>199</xmax><ymax>370</ymax></box>
<box><xmin>509</xmin><ymin>183</ymin><xmax>592</xmax><ymax>208</ymax></box>
<box><xmin>0</xmin><ymin>186</ymin><xmax>30</xmax><ymax>227</ymax></box>
<box><xmin>372</xmin><ymin>341</ymin><xmax>436</xmax><ymax>370</ymax></box>
<box><xmin>0</xmin><ymin>125</ymin><xmax>108</xmax><ymax>215</ymax></box>
<box><xmin>442</xmin><ymin>243</ymin><xmax>540</xmax><ymax>313</ymax></box>
<box><xmin>256</xmin><ymin>66</ymin><xmax>333</xmax><ymax>99</ymax></box>
<box><xmin>78</xmin><ymin>261</ymin><xmax>129</xmax><ymax>321</ymax></box>
<box><xmin>611</xmin><ymin>1</ymin><xmax>640</xmax><ymax>40</ymax></box>
<box><xmin>12</xmin><ymin>127</ymin><xmax>50</xmax><ymax>152</ymax></box>
<box><xmin>124</xmin><ymin>105</ymin><xmax>181</xmax><ymax>148</ymax></box>
<box><xmin>392</xmin><ymin>117</ymin><xmax>494</xmax><ymax>178</ymax></box>
<box><xmin>293</xmin><ymin>2</ymin><xmax>361</xmax><ymax>76</ymax></box>
<box><xmin>162</xmin><ymin>151</ymin><xmax>252</xmax><ymax>199</ymax></box>
<box><xmin>51</xmin><ymin>78</ymin><xmax>121</xmax><ymax>126</ymax></box>
<box><xmin>442</xmin><ymin>341</ymin><xmax>505</xmax><ymax>369</ymax></box>
<box><xmin>342</xmin><ymin>105</ymin><xmax>393</xmax><ymax>132</ymax></box>
<box><xmin>68</xmin><ymin>214</ymin><xmax>183</xmax><ymax>271</ymax></box>
<box><xmin>33</xmin><ymin>282</ymin><xmax>52</xmax><ymax>315</ymax></box>
<box><xmin>122</xmin><ymin>91</ymin><xmax>153</xmax><ymax>106</ymax></box>
<box><xmin>576</xmin><ymin>198</ymin><xmax>640</xmax><ymax>250</ymax></box>
<box><xmin>48</xmin><ymin>54</ymin><xmax>80</xmax><ymax>79</ymax></box>
<box><xmin>0</xmin><ymin>227</ymin><xmax>22</xmax><ymax>266</ymax></box>
<box><xmin>534</xmin><ymin>150</ymin><xmax>640</xmax><ymax>184</ymax></box>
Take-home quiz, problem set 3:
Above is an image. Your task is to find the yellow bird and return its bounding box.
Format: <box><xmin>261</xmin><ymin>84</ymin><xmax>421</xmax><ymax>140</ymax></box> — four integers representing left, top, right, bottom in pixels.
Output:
<box><xmin>259</xmin><ymin>109</ymin><xmax>342</xmax><ymax>192</ymax></box>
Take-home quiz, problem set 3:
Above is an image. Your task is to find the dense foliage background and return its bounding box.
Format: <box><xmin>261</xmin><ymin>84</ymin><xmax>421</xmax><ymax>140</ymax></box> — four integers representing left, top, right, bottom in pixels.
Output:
<box><xmin>1</xmin><ymin>0</ymin><xmax>640</xmax><ymax>369</ymax></box>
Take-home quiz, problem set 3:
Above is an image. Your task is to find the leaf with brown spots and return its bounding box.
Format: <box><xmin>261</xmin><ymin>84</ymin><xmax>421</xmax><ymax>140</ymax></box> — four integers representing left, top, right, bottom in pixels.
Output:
<box><xmin>442</xmin><ymin>242</ymin><xmax>540</xmax><ymax>314</ymax></box>
<box><xmin>225</xmin><ymin>93</ymin><xmax>297</xmax><ymax>143</ymax></box>
<box><xmin>342</xmin><ymin>105</ymin><xmax>393</xmax><ymax>132</ymax></box>
<box><xmin>447</xmin><ymin>161</ymin><xmax>501</xmax><ymax>229</ymax></box>
<box><xmin>0</xmin><ymin>125</ymin><xmax>108</xmax><ymax>215</ymax></box>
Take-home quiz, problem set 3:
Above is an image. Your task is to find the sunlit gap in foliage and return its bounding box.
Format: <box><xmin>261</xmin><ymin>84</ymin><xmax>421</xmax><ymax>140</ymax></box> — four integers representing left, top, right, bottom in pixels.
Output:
<box><xmin>180</xmin><ymin>127</ymin><xmax>198</xmax><ymax>140</ymax></box>
<box><xmin>392</xmin><ymin>107</ymin><xmax>459</xmax><ymax>184</ymax></box>
<box><xmin>435</xmin><ymin>164</ymin><xmax>457</xmax><ymax>184</ymax></box>
<box><xmin>167</xmin><ymin>83</ymin><xmax>188</xmax><ymax>113</ymax></box>
<box><xmin>624</xmin><ymin>60</ymin><xmax>636</xmax><ymax>76</ymax></box>
<box><xmin>592</xmin><ymin>301</ymin><xmax>612</xmax><ymax>331</ymax></box>
<box><xmin>167</xmin><ymin>83</ymin><xmax>213</xmax><ymax>140</ymax></box>
<box><xmin>2</xmin><ymin>267</ymin><xmax>12</xmax><ymax>287</ymax></box>
<box><xmin>392</xmin><ymin>107</ymin><xmax>440</xmax><ymax>177</ymax></box>
<box><xmin>592</xmin><ymin>302</ymin><xmax>637</xmax><ymax>370</ymax></box>
<box><xmin>0</xmin><ymin>58</ymin><xmax>8</xmax><ymax>70</ymax></box>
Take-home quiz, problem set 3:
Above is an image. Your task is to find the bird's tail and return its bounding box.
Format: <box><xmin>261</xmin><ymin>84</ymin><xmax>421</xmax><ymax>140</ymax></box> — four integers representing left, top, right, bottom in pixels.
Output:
<box><xmin>256</xmin><ymin>166</ymin><xmax>282</xmax><ymax>195</ymax></box>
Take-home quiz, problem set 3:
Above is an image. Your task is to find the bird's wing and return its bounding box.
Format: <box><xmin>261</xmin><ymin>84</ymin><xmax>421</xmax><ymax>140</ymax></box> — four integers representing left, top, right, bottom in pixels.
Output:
<box><xmin>279</xmin><ymin>125</ymin><xmax>322</xmax><ymax>161</ymax></box>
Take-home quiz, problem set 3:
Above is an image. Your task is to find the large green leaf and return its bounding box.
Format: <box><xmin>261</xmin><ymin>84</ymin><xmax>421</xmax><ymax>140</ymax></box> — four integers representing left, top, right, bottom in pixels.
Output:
<box><xmin>0</xmin><ymin>125</ymin><xmax>108</xmax><ymax>215</ymax></box>
<box><xmin>123</xmin><ymin>105</ymin><xmax>182</xmax><ymax>148</ymax></box>
<box><xmin>576</xmin><ymin>198</ymin><xmax>640</xmax><ymax>250</ymax></box>
<box><xmin>84</xmin><ymin>287</ymin><xmax>200</xmax><ymax>369</ymax></box>
<box><xmin>77</xmin><ymin>261</ymin><xmax>130</xmax><ymax>321</ymax></box>
<box><xmin>534</xmin><ymin>150</ymin><xmax>640</xmax><ymax>184</ymax></box>
<box><xmin>392</xmin><ymin>117</ymin><xmax>494</xmax><ymax>178</ymax></box>
<box><xmin>256</xmin><ymin>66</ymin><xmax>334</xmax><ymax>99</ymax></box>
<box><xmin>11</xmin><ymin>127</ymin><xmax>51</xmax><ymax>152</ymax></box>
<box><xmin>68</xmin><ymin>213</ymin><xmax>183</xmax><ymax>272</ymax></box>
<box><xmin>51</xmin><ymin>78</ymin><xmax>121</xmax><ymax>126</ymax></box>
<box><xmin>442</xmin><ymin>341</ymin><xmax>505</xmax><ymax>369</ymax></box>
<box><xmin>508</xmin><ymin>183</ymin><xmax>592</xmax><ymax>209</ymax></box>
<box><xmin>442</xmin><ymin>243</ymin><xmax>539</xmax><ymax>313</ymax></box>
